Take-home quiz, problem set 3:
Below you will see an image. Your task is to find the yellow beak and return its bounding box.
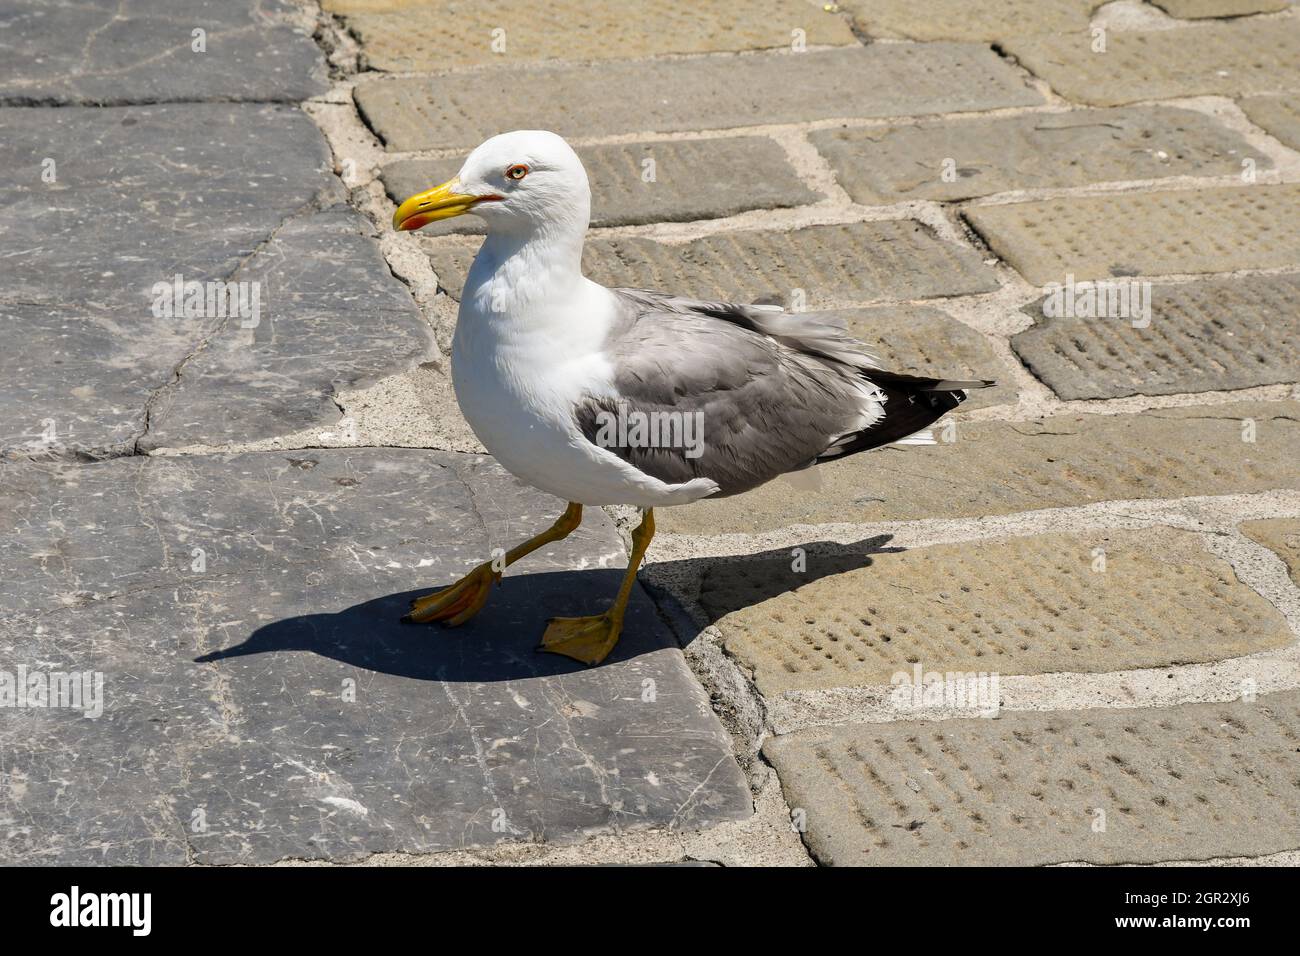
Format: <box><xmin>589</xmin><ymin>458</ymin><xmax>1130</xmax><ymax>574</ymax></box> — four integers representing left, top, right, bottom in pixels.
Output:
<box><xmin>392</xmin><ymin>178</ymin><xmax>493</xmax><ymax>231</ymax></box>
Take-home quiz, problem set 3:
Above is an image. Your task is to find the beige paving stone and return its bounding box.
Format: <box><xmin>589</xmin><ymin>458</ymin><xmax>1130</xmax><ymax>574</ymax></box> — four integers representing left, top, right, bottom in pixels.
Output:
<box><xmin>1241</xmin><ymin>518</ymin><xmax>1300</xmax><ymax>587</ymax></box>
<box><xmin>656</xmin><ymin>401</ymin><xmax>1300</xmax><ymax>533</ymax></box>
<box><xmin>1011</xmin><ymin>273</ymin><xmax>1300</xmax><ymax>400</ymax></box>
<box><xmin>764</xmin><ymin>691</ymin><xmax>1300</xmax><ymax>865</ymax></box>
<box><xmin>327</xmin><ymin>0</ymin><xmax>856</xmax><ymax>71</ymax></box>
<box><xmin>701</xmin><ymin>528</ymin><xmax>1291</xmax><ymax>695</ymax></box>
<box><xmin>964</xmin><ymin>184</ymin><xmax>1300</xmax><ymax>285</ymax></box>
<box><xmin>422</xmin><ymin>220</ymin><xmax>1000</xmax><ymax>305</ymax></box>
<box><xmin>1001</xmin><ymin>19</ymin><xmax>1300</xmax><ymax>106</ymax></box>
<box><xmin>832</xmin><ymin>306</ymin><xmax>1017</xmax><ymax>410</ymax></box>
<box><xmin>382</xmin><ymin>137</ymin><xmax>819</xmax><ymax>235</ymax></box>
<box><xmin>1151</xmin><ymin>0</ymin><xmax>1288</xmax><ymax>18</ymax></box>
<box><xmin>354</xmin><ymin>46</ymin><xmax>1043</xmax><ymax>152</ymax></box>
<box><xmin>1239</xmin><ymin>93</ymin><xmax>1300</xmax><ymax>151</ymax></box>
<box><xmin>811</xmin><ymin>106</ymin><xmax>1270</xmax><ymax>205</ymax></box>
<box><xmin>839</xmin><ymin>0</ymin><xmax>1095</xmax><ymax>42</ymax></box>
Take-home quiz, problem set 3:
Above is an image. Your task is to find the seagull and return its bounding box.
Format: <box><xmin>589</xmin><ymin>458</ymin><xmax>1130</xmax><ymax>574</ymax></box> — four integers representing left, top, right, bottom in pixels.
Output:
<box><xmin>392</xmin><ymin>130</ymin><xmax>992</xmax><ymax>666</ymax></box>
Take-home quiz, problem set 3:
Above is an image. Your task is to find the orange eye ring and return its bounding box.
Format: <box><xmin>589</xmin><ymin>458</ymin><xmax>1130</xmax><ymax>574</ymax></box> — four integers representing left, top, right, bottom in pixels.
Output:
<box><xmin>505</xmin><ymin>163</ymin><xmax>529</xmax><ymax>181</ymax></box>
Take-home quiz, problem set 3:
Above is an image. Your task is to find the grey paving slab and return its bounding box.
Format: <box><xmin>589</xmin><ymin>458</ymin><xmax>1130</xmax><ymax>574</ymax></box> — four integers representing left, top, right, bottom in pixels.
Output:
<box><xmin>812</xmin><ymin>107</ymin><xmax>1270</xmax><ymax>205</ymax></box>
<box><xmin>0</xmin><ymin>104</ymin><xmax>432</xmax><ymax>458</ymax></box>
<box><xmin>354</xmin><ymin>45</ymin><xmax>1043</xmax><ymax>152</ymax></box>
<box><xmin>0</xmin><ymin>0</ymin><xmax>327</xmax><ymax>105</ymax></box>
<box><xmin>329</xmin><ymin>0</ymin><xmax>856</xmax><ymax>71</ymax></box>
<box><xmin>838</xmin><ymin>0</ymin><xmax>1096</xmax><ymax>42</ymax></box>
<box><xmin>382</xmin><ymin>137</ymin><xmax>819</xmax><ymax>235</ymax></box>
<box><xmin>138</xmin><ymin>206</ymin><xmax>433</xmax><ymax>451</ymax></box>
<box><xmin>0</xmin><ymin>103</ymin><xmax>338</xmax><ymax>309</ymax></box>
<box><xmin>1012</xmin><ymin>273</ymin><xmax>1300</xmax><ymax>400</ymax></box>
<box><xmin>1239</xmin><ymin>93</ymin><xmax>1300</xmax><ymax>151</ymax></box>
<box><xmin>766</xmin><ymin>691</ymin><xmax>1300</xmax><ymax>865</ymax></box>
<box><xmin>423</xmin><ymin>220</ymin><xmax>1000</xmax><ymax>307</ymax></box>
<box><xmin>0</xmin><ymin>449</ymin><xmax>752</xmax><ymax>865</ymax></box>
<box><xmin>964</xmin><ymin>184</ymin><xmax>1300</xmax><ymax>284</ymax></box>
<box><xmin>1002</xmin><ymin>19</ymin><xmax>1300</xmax><ymax>106</ymax></box>
<box><xmin>657</xmin><ymin>401</ymin><xmax>1300</xmax><ymax>533</ymax></box>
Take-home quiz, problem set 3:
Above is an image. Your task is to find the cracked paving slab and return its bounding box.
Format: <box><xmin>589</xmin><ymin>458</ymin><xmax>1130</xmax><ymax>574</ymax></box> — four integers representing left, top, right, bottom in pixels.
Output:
<box><xmin>0</xmin><ymin>103</ymin><xmax>432</xmax><ymax>458</ymax></box>
<box><xmin>0</xmin><ymin>0</ymin><xmax>327</xmax><ymax>106</ymax></box>
<box><xmin>0</xmin><ymin>448</ymin><xmax>752</xmax><ymax>864</ymax></box>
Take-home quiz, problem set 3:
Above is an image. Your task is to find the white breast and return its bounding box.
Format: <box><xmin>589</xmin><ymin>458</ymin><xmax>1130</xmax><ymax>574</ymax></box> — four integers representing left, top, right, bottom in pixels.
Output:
<box><xmin>450</xmin><ymin>274</ymin><xmax>718</xmax><ymax>507</ymax></box>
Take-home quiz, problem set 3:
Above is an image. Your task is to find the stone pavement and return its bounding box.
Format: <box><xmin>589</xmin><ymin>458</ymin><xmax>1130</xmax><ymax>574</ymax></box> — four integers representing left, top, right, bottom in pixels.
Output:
<box><xmin>2</xmin><ymin>0</ymin><xmax>1299</xmax><ymax>866</ymax></box>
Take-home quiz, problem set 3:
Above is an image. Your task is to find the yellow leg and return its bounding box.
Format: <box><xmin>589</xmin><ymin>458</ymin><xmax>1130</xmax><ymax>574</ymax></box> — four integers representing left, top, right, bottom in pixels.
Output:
<box><xmin>403</xmin><ymin>502</ymin><xmax>583</xmax><ymax>627</ymax></box>
<box><xmin>538</xmin><ymin>508</ymin><xmax>654</xmax><ymax>666</ymax></box>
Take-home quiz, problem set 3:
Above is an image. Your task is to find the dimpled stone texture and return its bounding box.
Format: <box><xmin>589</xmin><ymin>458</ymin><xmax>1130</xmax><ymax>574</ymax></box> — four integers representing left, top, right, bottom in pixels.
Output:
<box><xmin>839</xmin><ymin>0</ymin><xmax>1098</xmax><ymax>42</ymax></box>
<box><xmin>699</xmin><ymin>528</ymin><xmax>1291</xmax><ymax>696</ymax></box>
<box><xmin>964</xmin><ymin>185</ymin><xmax>1300</xmax><ymax>285</ymax></box>
<box><xmin>354</xmin><ymin>45</ymin><xmax>1043</xmax><ymax>152</ymax></box>
<box><xmin>1239</xmin><ymin>94</ymin><xmax>1300</xmax><ymax>151</ymax></box>
<box><xmin>381</xmin><ymin>137</ymin><xmax>818</xmax><ymax>235</ymax></box>
<box><xmin>765</xmin><ymin>691</ymin><xmax>1300</xmax><ymax>865</ymax></box>
<box><xmin>1241</xmin><ymin>519</ymin><xmax>1300</xmax><ymax>588</ymax></box>
<box><xmin>830</xmin><ymin>306</ymin><xmax>1017</xmax><ymax>410</ymax></box>
<box><xmin>423</xmin><ymin>220</ymin><xmax>1000</xmax><ymax>307</ymax></box>
<box><xmin>1011</xmin><ymin>273</ymin><xmax>1300</xmax><ymax>400</ymax></box>
<box><xmin>0</xmin><ymin>0</ymin><xmax>326</xmax><ymax>105</ymax></box>
<box><xmin>0</xmin><ymin>450</ymin><xmax>752</xmax><ymax>864</ymax></box>
<box><xmin>811</xmin><ymin>107</ymin><xmax>1270</xmax><ymax>205</ymax></box>
<box><xmin>655</xmin><ymin>402</ymin><xmax>1300</xmax><ymax>534</ymax></box>
<box><xmin>329</xmin><ymin>0</ymin><xmax>856</xmax><ymax>71</ymax></box>
<box><xmin>1001</xmin><ymin>19</ymin><xmax>1300</xmax><ymax>107</ymax></box>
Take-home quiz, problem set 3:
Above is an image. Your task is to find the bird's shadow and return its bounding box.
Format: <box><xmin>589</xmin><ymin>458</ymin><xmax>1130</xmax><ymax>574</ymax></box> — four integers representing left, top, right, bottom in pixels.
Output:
<box><xmin>194</xmin><ymin>536</ymin><xmax>894</xmax><ymax>682</ymax></box>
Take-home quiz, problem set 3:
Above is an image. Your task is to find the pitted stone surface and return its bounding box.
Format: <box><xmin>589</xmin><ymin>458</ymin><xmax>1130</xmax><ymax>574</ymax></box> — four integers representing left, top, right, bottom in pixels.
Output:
<box><xmin>964</xmin><ymin>185</ymin><xmax>1300</xmax><ymax>284</ymax></box>
<box><xmin>0</xmin><ymin>0</ymin><xmax>326</xmax><ymax>105</ymax></box>
<box><xmin>1001</xmin><ymin>19</ymin><xmax>1300</xmax><ymax>106</ymax></box>
<box><xmin>656</xmin><ymin>402</ymin><xmax>1300</xmax><ymax>533</ymax></box>
<box><xmin>0</xmin><ymin>104</ymin><xmax>432</xmax><ymax>459</ymax></box>
<box><xmin>327</xmin><ymin>0</ymin><xmax>856</xmax><ymax>71</ymax></box>
<box><xmin>699</xmin><ymin>528</ymin><xmax>1291</xmax><ymax>695</ymax></box>
<box><xmin>812</xmin><ymin>107</ymin><xmax>1269</xmax><ymax>205</ymax></box>
<box><xmin>1152</xmin><ymin>0</ymin><xmax>1288</xmax><ymax>18</ymax></box>
<box><xmin>1241</xmin><ymin>519</ymin><xmax>1300</xmax><ymax>587</ymax></box>
<box><xmin>0</xmin><ymin>450</ymin><xmax>752</xmax><ymax>865</ymax></box>
<box><xmin>382</xmin><ymin>138</ymin><xmax>818</xmax><ymax>235</ymax></box>
<box><xmin>765</xmin><ymin>691</ymin><xmax>1300</xmax><ymax>865</ymax></box>
<box><xmin>424</xmin><ymin>220</ymin><xmax>999</xmax><ymax>307</ymax></box>
<box><xmin>831</xmin><ymin>306</ymin><xmax>1017</xmax><ymax>410</ymax></box>
<box><xmin>1011</xmin><ymin>273</ymin><xmax>1300</xmax><ymax>400</ymax></box>
<box><xmin>840</xmin><ymin>0</ymin><xmax>1097</xmax><ymax>42</ymax></box>
<box><xmin>1239</xmin><ymin>93</ymin><xmax>1300</xmax><ymax>151</ymax></box>
<box><xmin>354</xmin><ymin>45</ymin><xmax>1043</xmax><ymax>152</ymax></box>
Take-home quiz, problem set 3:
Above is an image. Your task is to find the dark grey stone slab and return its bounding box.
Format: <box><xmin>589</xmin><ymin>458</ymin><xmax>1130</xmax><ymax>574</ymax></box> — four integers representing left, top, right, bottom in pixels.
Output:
<box><xmin>0</xmin><ymin>449</ymin><xmax>752</xmax><ymax>864</ymax></box>
<box><xmin>138</xmin><ymin>205</ymin><xmax>434</xmax><ymax>450</ymax></box>
<box><xmin>0</xmin><ymin>103</ymin><xmax>339</xmax><ymax>308</ymax></box>
<box><xmin>0</xmin><ymin>104</ymin><xmax>432</xmax><ymax>458</ymax></box>
<box><xmin>0</xmin><ymin>0</ymin><xmax>327</xmax><ymax>105</ymax></box>
<box><xmin>382</xmin><ymin>137</ymin><xmax>819</xmax><ymax>235</ymax></box>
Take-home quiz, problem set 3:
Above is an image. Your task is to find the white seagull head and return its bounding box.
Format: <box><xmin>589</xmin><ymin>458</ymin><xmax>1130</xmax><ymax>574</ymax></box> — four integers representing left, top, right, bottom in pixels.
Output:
<box><xmin>392</xmin><ymin>130</ymin><xmax>591</xmax><ymax>237</ymax></box>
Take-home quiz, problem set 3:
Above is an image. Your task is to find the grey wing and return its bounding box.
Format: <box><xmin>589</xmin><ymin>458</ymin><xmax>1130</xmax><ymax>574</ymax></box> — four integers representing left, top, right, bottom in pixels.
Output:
<box><xmin>574</xmin><ymin>292</ymin><xmax>882</xmax><ymax>497</ymax></box>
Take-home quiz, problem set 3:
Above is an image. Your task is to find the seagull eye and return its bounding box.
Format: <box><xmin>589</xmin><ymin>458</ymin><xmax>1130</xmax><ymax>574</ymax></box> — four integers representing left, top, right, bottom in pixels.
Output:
<box><xmin>506</xmin><ymin>164</ymin><xmax>529</xmax><ymax>181</ymax></box>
